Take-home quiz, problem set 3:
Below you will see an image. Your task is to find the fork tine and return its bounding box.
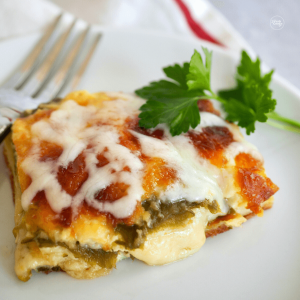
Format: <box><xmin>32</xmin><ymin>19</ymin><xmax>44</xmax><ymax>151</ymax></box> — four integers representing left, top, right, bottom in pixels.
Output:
<box><xmin>66</xmin><ymin>32</ymin><xmax>102</xmax><ymax>93</ymax></box>
<box><xmin>20</xmin><ymin>18</ymin><xmax>78</xmax><ymax>95</ymax></box>
<box><xmin>37</xmin><ymin>28</ymin><xmax>101</xmax><ymax>101</ymax></box>
<box><xmin>1</xmin><ymin>13</ymin><xmax>63</xmax><ymax>89</ymax></box>
<box><xmin>0</xmin><ymin>15</ymin><xmax>102</xmax><ymax>144</ymax></box>
<box><xmin>34</xmin><ymin>25</ymin><xmax>90</xmax><ymax>100</ymax></box>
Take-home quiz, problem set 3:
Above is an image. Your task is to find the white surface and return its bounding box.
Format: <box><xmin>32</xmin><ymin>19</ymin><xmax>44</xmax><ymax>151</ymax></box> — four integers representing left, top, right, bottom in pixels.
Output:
<box><xmin>49</xmin><ymin>0</ymin><xmax>251</xmax><ymax>51</ymax></box>
<box><xmin>0</xmin><ymin>0</ymin><xmax>251</xmax><ymax>51</ymax></box>
<box><xmin>50</xmin><ymin>0</ymin><xmax>300</xmax><ymax>89</ymax></box>
<box><xmin>0</xmin><ymin>0</ymin><xmax>59</xmax><ymax>39</ymax></box>
<box><xmin>207</xmin><ymin>0</ymin><xmax>300</xmax><ymax>89</ymax></box>
<box><xmin>0</xmin><ymin>29</ymin><xmax>300</xmax><ymax>300</ymax></box>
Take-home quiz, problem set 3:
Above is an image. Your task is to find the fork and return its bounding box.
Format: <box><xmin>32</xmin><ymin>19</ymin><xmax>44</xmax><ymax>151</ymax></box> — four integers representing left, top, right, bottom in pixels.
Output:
<box><xmin>0</xmin><ymin>13</ymin><xmax>101</xmax><ymax>143</ymax></box>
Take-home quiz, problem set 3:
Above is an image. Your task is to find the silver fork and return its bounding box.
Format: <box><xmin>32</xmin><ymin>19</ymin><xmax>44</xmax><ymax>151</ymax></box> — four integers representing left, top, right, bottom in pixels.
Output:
<box><xmin>0</xmin><ymin>13</ymin><xmax>101</xmax><ymax>143</ymax></box>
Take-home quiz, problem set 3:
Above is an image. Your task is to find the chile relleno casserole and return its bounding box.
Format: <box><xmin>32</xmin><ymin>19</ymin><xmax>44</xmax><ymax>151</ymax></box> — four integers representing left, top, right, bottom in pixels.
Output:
<box><xmin>3</xmin><ymin>91</ymin><xmax>278</xmax><ymax>281</ymax></box>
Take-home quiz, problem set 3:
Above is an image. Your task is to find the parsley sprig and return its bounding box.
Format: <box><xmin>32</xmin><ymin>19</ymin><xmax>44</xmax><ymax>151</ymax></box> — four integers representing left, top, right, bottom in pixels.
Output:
<box><xmin>135</xmin><ymin>48</ymin><xmax>300</xmax><ymax>136</ymax></box>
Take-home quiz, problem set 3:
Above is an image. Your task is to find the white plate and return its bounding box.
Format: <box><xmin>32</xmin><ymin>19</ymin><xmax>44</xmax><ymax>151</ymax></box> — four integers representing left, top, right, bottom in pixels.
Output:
<box><xmin>0</xmin><ymin>28</ymin><xmax>300</xmax><ymax>300</ymax></box>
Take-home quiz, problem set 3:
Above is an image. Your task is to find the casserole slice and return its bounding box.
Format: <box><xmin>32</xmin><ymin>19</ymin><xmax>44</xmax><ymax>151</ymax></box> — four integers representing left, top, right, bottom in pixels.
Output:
<box><xmin>3</xmin><ymin>91</ymin><xmax>278</xmax><ymax>281</ymax></box>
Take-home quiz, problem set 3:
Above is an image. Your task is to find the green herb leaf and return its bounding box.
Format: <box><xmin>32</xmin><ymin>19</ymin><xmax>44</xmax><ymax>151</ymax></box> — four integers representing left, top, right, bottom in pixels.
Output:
<box><xmin>187</xmin><ymin>48</ymin><xmax>212</xmax><ymax>91</ymax></box>
<box><xmin>163</xmin><ymin>63</ymin><xmax>190</xmax><ymax>89</ymax></box>
<box><xmin>135</xmin><ymin>48</ymin><xmax>299</xmax><ymax>136</ymax></box>
<box><xmin>219</xmin><ymin>50</ymin><xmax>276</xmax><ymax>134</ymax></box>
<box><xmin>139</xmin><ymin>97</ymin><xmax>200</xmax><ymax>136</ymax></box>
<box><xmin>135</xmin><ymin>49</ymin><xmax>213</xmax><ymax>136</ymax></box>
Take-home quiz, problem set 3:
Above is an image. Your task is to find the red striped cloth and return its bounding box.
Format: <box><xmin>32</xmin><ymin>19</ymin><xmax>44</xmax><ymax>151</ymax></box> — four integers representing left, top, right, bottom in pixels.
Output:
<box><xmin>174</xmin><ymin>0</ymin><xmax>223</xmax><ymax>46</ymax></box>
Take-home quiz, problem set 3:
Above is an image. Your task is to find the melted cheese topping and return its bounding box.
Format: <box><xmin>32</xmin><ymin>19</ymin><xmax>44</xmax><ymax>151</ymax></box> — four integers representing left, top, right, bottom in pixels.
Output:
<box><xmin>130</xmin><ymin>130</ymin><xmax>224</xmax><ymax>209</ymax></box>
<box><xmin>19</xmin><ymin>93</ymin><xmax>264</xmax><ymax>220</ymax></box>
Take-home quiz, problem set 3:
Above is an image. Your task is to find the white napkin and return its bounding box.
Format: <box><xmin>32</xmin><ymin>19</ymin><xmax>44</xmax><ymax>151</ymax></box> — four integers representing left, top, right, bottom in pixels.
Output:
<box><xmin>0</xmin><ymin>0</ymin><xmax>59</xmax><ymax>40</ymax></box>
<box><xmin>0</xmin><ymin>0</ymin><xmax>251</xmax><ymax>50</ymax></box>
<box><xmin>0</xmin><ymin>0</ymin><xmax>251</xmax><ymax>126</ymax></box>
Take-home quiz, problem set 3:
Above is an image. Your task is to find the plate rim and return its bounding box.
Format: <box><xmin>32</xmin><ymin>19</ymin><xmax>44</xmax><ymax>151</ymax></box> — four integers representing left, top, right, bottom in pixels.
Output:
<box><xmin>0</xmin><ymin>27</ymin><xmax>300</xmax><ymax>300</ymax></box>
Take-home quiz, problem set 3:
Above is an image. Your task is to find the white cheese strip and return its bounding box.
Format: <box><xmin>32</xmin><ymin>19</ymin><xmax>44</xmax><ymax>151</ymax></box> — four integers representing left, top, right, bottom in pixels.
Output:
<box><xmin>224</xmin><ymin>141</ymin><xmax>263</xmax><ymax>165</ymax></box>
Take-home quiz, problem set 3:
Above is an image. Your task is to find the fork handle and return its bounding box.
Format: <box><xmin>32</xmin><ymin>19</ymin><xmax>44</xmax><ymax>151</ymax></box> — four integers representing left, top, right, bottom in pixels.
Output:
<box><xmin>0</xmin><ymin>124</ymin><xmax>12</xmax><ymax>144</ymax></box>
